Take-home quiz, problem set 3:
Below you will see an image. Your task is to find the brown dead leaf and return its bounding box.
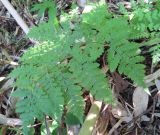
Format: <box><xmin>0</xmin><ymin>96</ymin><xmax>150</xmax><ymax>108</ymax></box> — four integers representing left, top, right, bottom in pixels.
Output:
<box><xmin>111</xmin><ymin>72</ymin><xmax>129</xmax><ymax>93</ymax></box>
<box><xmin>133</xmin><ymin>87</ymin><xmax>149</xmax><ymax>117</ymax></box>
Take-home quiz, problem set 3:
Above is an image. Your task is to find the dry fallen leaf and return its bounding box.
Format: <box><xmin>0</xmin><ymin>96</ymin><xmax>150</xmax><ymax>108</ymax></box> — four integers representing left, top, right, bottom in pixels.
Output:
<box><xmin>0</xmin><ymin>77</ymin><xmax>5</xmax><ymax>82</ymax></box>
<box><xmin>112</xmin><ymin>104</ymin><xmax>128</xmax><ymax>119</ymax></box>
<box><xmin>1</xmin><ymin>78</ymin><xmax>14</xmax><ymax>91</ymax></box>
<box><xmin>155</xmin><ymin>79</ymin><xmax>160</xmax><ymax>90</ymax></box>
<box><xmin>133</xmin><ymin>87</ymin><xmax>149</xmax><ymax>117</ymax></box>
<box><xmin>141</xmin><ymin>115</ymin><xmax>150</xmax><ymax>122</ymax></box>
<box><xmin>155</xmin><ymin>79</ymin><xmax>160</xmax><ymax>106</ymax></box>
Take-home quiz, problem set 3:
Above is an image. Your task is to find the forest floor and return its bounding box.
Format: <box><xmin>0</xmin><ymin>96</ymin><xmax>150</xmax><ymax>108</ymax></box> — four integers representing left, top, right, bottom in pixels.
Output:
<box><xmin>0</xmin><ymin>0</ymin><xmax>160</xmax><ymax>135</ymax></box>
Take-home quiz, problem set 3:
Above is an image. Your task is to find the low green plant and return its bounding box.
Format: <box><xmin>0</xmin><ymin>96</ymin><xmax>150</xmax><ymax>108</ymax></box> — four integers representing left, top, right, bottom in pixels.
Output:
<box><xmin>10</xmin><ymin>0</ymin><xmax>160</xmax><ymax>134</ymax></box>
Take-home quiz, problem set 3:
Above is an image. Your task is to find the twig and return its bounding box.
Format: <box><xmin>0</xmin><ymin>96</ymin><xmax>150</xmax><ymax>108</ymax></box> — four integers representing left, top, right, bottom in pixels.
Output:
<box><xmin>0</xmin><ymin>0</ymin><xmax>29</xmax><ymax>34</ymax></box>
<box><xmin>29</xmin><ymin>119</ymin><xmax>53</xmax><ymax>128</ymax></box>
<box><xmin>109</xmin><ymin>119</ymin><xmax>123</xmax><ymax>135</ymax></box>
<box><xmin>150</xmin><ymin>97</ymin><xmax>156</xmax><ymax>123</ymax></box>
<box><xmin>145</xmin><ymin>69</ymin><xmax>160</xmax><ymax>83</ymax></box>
<box><xmin>0</xmin><ymin>59</ymin><xmax>18</xmax><ymax>66</ymax></box>
<box><xmin>119</xmin><ymin>105</ymin><xmax>153</xmax><ymax>131</ymax></box>
<box><xmin>44</xmin><ymin>116</ymin><xmax>51</xmax><ymax>135</ymax></box>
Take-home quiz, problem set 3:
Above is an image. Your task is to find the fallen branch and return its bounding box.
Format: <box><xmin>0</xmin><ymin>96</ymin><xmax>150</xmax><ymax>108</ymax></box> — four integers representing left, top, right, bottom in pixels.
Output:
<box><xmin>0</xmin><ymin>0</ymin><xmax>29</xmax><ymax>34</ymax></box>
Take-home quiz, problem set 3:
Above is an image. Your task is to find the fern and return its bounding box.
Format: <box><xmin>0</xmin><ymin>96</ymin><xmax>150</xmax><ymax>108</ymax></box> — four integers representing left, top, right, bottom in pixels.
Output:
<box><xmin>10</xmin><ymin>1</ymin><xmax>160</xmax><ymax>134</ymax></box>
<box><xmin>10</xmin><ymin>5</ymin><xmax>113</xmax><ymax>133</ymax></box>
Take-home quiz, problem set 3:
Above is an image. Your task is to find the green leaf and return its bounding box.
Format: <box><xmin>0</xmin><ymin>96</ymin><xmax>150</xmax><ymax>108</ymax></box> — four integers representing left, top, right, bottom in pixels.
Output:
<box><xmin>65</xmin><ymin>113</ymin><xmax>81</xmax><ymax>125</ymax></box>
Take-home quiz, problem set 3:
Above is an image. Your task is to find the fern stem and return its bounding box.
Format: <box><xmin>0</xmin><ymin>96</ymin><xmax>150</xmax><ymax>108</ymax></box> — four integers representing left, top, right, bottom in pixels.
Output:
<box><xmin>78</xmin><ymin>101</ymin><xmax>102</xmax><ymax>135</ymax></box>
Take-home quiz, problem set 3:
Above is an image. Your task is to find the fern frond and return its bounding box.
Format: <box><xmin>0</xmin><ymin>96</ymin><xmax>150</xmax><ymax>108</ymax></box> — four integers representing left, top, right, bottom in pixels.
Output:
<box><xmin>130</xmin><ymin>4</ymin><xmax>160</xmax><ymax>66</ymax></box>
<box><xmin>11</xmin><ymin>29</ymin><xmax>113</xmax><ymax>134</ymax></box>
<box><xmin>98</xmin><ymin>17</ymin><xmax>146</xmax><ymax>86</ymax></box>
<box><xmin>65</xmin><ymin>83</ymin><xmax>84</xmax><ymax>123</ymax></box>
<box><xmin>28</xmin><ymin>22</ymin><xmax>55</xmax><ymax>42</ymax></box>
<box><xmin>12</xmin><ymin>89</ymin><xmax>41</xmax><ymax>134</ymax></box>
<box><xmin>69</xmin><ymin>57</ymin><xmax>112</xmax><ymax>102</ymax></box>
<box><xmin>108</xmin><ymin>40</ymin><xmax>145</xmax><ymax>86</ymax></box>
<box><xmin>31</xmin><ymin>0</ymin><xmax>57</xmax><ymax>22</ymax></box>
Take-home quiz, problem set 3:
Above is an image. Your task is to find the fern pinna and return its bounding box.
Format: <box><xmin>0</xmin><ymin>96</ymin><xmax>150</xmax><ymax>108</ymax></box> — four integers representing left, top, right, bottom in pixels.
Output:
<box><xmin>10</xmin><ymin>2</ymin><xmax>160</xmax><ymax>134</ymax></box>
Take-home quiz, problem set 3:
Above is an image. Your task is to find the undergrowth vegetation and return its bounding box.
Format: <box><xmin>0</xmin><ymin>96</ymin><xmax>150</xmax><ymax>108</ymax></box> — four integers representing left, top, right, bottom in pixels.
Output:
<box><xmin>9</xmin><ymin>0</ymin><xmax>160</xmax><ymax>134</ymax></box>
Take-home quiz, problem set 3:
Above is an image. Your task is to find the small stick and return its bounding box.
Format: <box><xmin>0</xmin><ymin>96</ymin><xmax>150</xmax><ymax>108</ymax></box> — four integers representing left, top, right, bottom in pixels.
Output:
<box><xmin>45</xmin><ymin>116</ymin><xmax>51</xmax><ymax>135</ymax></box>
<box><xmin>0</xmin><ymin>0</ymin><xmax>29</xmax><ymax>34</ymax></box>
<box><xmin>145</xmin><ymin>69</ymin><xmax>160</xmax><ymax>83</ymax></box>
